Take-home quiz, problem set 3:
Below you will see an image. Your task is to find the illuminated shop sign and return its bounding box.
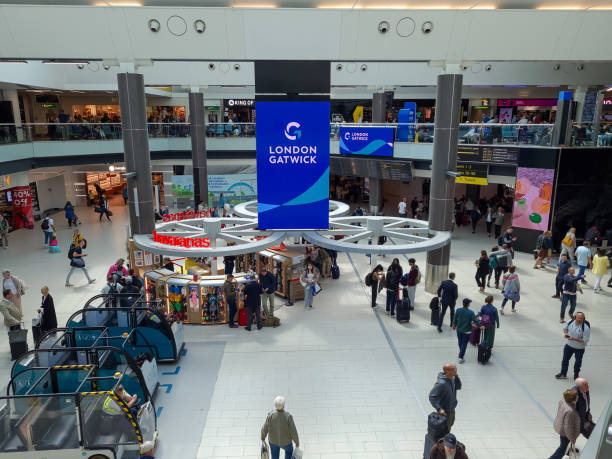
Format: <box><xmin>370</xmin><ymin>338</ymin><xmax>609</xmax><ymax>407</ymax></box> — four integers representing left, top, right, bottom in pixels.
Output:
<box><xmin>153</xmin><ymin>231</ymin><xmax>211</xmax><ymax>248</ymax></box>
<box><xmin>226</xmin><ymin>99</ymin><xmax>254</xmax><ymax>107</ymax></box>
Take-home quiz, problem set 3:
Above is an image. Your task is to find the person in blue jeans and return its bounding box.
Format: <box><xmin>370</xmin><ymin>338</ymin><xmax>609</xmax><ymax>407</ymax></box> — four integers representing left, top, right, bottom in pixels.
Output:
<box><xmin>262</xmin><ymin>396</ymin><xmax>300</xmax><ymax>459</ymax></box>
<box><xmin>574</xmin><ymin>241</ymin><xmax>592</xmax><ymax>284</ymax></box>
<box><xmin>560</xmin><ymin>268</ymin><xmax>585</xmax><ymax>323</ymax></box>
<box><xmin>452</xmin><ymin>298</ymin><xmax>479</xmax><ymax>364</ymax></box>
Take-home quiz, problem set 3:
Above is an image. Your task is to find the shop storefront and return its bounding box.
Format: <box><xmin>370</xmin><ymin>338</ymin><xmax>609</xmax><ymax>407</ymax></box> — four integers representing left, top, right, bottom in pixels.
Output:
<box><xmin>496</xmin><ymin>99</ymin><xmax>557</xmax><ymax>123</ymax></box>
<box><xmin>223</xmin><ymin>99</ymin><xmax>255</xmax><ymax>122</ymax></box>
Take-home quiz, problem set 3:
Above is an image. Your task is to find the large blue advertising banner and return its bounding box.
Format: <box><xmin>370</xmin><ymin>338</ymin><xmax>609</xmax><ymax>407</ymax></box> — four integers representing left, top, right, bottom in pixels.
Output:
<box><xmin>339</xmin><ymin>126</ymin><xmax>394</xmax><ymax>157</ymax></box>
<box><xmin>256</xmin><ymin>101</ymin><xmax>330</xmax><ymax>230</ymax></box>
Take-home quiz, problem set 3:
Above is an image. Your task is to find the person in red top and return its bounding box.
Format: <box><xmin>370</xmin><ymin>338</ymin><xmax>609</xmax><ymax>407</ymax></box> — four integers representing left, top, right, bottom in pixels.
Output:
<box><xmin>406</xmin><ymin>258</ymin><xmax>420</xmax><ymax>307</ymax></box>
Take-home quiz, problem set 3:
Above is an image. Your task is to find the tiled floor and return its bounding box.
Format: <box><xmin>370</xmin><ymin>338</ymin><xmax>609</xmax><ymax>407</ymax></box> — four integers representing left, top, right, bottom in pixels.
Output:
<box><xmin>1</xmin><ymin>202</ymin><xmax>611</xmax><ymax>459</ymax></box>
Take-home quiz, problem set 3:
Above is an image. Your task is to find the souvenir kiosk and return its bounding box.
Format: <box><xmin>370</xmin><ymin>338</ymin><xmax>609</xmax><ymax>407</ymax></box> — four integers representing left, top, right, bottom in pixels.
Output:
<box><xmin>256</xmin><ymin>247</ymin><xmax>306</xmax><ymax>301</ymax></box>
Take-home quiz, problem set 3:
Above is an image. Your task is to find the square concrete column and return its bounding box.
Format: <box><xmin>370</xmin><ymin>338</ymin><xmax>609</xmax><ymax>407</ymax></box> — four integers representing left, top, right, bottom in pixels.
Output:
<box><xmin>189</xmin><ymin>91</ymin><xmax>208</xmax><ymax>207</ymax></box>
<box><xmin>118</xmin><ymin>72</ymin><xmax>155</xmax><ymax>235</ymax></box>
<box><xmin>425</xmin><ymin>74</ymin><xmax>462</xmax><ymax>294</ymax></box>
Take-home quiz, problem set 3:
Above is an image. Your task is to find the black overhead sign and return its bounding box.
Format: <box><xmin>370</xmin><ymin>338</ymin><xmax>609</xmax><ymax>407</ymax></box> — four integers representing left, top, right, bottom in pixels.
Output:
<box><xmin>457</xmin><ymin>145</ymin><xmax>519</xmax><ymax>165</ymax></box>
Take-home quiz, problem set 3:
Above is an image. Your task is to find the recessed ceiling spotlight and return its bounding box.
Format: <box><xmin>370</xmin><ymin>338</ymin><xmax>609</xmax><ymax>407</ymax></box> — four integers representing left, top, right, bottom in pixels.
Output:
<box><xmin>336</xmin><ymin>63</ymin><xmax>343</xmax><ymax>71</ymax></box>
<box><xmin>360</xmin><ymin>64</ymin><xmax>368</xmax><ymax>71</ymax></box>
<box><xmin>148</xmin><ymin>19</ymin><xmax>160</xmax><ymax>32</ymax></box>
<box><xmin>378</xmin><ymin>21</ymin><xmax>390</xmax><ymax>34</ymax></box>
<box><xmin>194</xmin><ymin>19</ymin><xmax>206</xmax><ymax>33</ymax></box>
<box><xmin>233</xmin><ymin>63</ymin><xmax>241</xmax><ymax>71</ymax></box>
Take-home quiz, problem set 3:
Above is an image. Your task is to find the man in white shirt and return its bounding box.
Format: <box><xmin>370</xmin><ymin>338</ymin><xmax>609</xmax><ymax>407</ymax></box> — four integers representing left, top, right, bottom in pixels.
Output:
<box><xmin>555</xmin><ymin>312</ymin><xmax>590</xmax><ymax>380</ymax></box>
<box><xmin>575</xmin><ymin>241</ymin><xmax>592</xmax><ymax>284</ymax></box>
<box><xmin>398</xmin><ymin>198</ymin><xmax>407</xmax><ymax>218</ymax></box>
<box><xmin>40</xmin><ymin>216</ymin><xmax>56</xmax><ymax>247</ymax></box>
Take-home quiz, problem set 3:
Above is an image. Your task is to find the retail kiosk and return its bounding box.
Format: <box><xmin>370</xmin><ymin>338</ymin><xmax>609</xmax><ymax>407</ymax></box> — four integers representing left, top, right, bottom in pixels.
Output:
<box><xmin>256</xmin><ymin>247</ymin><xmax>306</xmax><ymax>301</ymax></box>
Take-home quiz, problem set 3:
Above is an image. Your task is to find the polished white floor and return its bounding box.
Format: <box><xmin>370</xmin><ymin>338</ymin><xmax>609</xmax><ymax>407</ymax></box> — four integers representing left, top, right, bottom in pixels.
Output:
<box><xmin>1</xmin><ymin>202</ymin><xmax>611</xmax><ymax>459</ymax></box>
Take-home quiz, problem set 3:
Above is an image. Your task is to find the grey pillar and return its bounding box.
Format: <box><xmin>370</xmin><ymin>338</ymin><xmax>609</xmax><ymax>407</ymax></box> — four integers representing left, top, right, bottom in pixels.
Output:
<box><xmin>189</xmin><ymin>91</ymin><xmax>208</xmax><ymax>207</ymax></box>
<box><xmin>369</xmin><ymin>92</ymin><xmax>387</xmax><ymax>215</ymax></box>
<box><xmin>118</xmin><ymin>73</ymin><xmax>155</xmax><ymax>235</ymax></box>
<box><xmin>425</xmin><ymin>74</ymin><xmax>462</xmax><ymax>294</ymax></box>
<box><xmin>551</xmin><ymin>91</ymin><xmax>573</xmax><ymax>147</ymax></box>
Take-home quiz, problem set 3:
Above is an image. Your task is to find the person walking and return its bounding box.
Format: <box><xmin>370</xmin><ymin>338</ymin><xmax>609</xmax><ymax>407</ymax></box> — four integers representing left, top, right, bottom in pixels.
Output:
<box><xmin>478</xmin><ymin>295</ymin><xmax>500</xmax><ymax>349</ymax></box>
<box><xmin>575</xmin><ymin>241</ymin><xmax>592</xmax><ymax>284</ymax></box>
<box><xmin>428</xmin><ymin>363</ymin><xmax>462</xmax><ymax>430</ymax></box>
<box><xmin>223</xmin><ymin>274</ymin><xmax>238</xmax><ymax>328</ymax></box>
<box><xmin>243</xmin><ymin>272</ymin><xmax>263</xmax><ymax>331</ymax></box>
<box><xmin>300</xmin><ymin>263</ymin><xmax>319</xmax><ymax>309</ymax></box>
<box><xmin>429</xmin><ymin>433</ymin><xmax>468</xmax><ymax>459</ymax></box>
<box><xmin>560</xmin><ymin>267</ymin><xmax>584</xmax><ymax>323</ymax></box>
<box><xmin>485</xmin><ymin>206</ymin><xmax>494</xmax><ymax>237</ymax></box>
<box><xmin>560</xmin><ymin>227</ymin><xmax>577</xmax><ymax>264</ymax></box>
<box><xmin>0</xmin><ymin>214</ymin><xmax>9</xmax><ymax>249</ymax></box>
<box><xmin>500</xmin><ymin>266</ymin><xmax>520</xmax><ymax>314</ymax></box>
<box><xmin>470</xmin><ymin>208</ymin><xmax>481</xmax><ymax>234</ymax></box>
<box><xmin>572</xmin><ymin>378</ymin><xmax>595</xmax><ymax>439</ymax></box>
<box><xmin>65</xmin><ymin>239</ymin><xmax>96</xmax><ymax>287</ymax></box>
<box><xmin>406</xmin><ymin>258</ymin><xmax>419</xmax><ymax>306</ymax></box>
<box><xmin>98</xmin><ymin>196</ymin><xmax>111</xmax><ymax>222</ymax></box>
<box><xmin>437</xmin><ymin>272</ymin><xmax>458</xmax><ymax>333</ymax></box>
<box><xmin>64</xmin><ymin>201</ymin><xmax>76</xmax><ymax>227</ymax></box>
<box><xmin>544</xmin><ymin>230</ymin><xmax>554</xmax><ymax>265</ymax></box>
<box><xmin>385</xmin><ymin>258</ymin><xmax>402</xmax><ymax>316</ymax></box>
<box><xmin>556</xmin><ymin>312</ymin><xmax>590</xmax><ymax>380</ymax></box>
<box><xmin>553</xmin><ymin>253</ymin><xmax>572</xmax><ymax>299</ymax></box>
<box><xmin>592</xmin><ymin>248</ymin><xmax>610</xmax><ymax>293</ymax></box>
<box><xmin>122</xmin><ymin>186</ymin><xmax>128</xmax><ymax>205</ymax></box>
<box><xmin>475</xmin><ymin>250</ymin><xmax>489</xmax><ymax>293</ymax></box>
<box><xmin>40</xmin><ymin>215</ymin><xmax>56</xmax><ymax>247</ymax></box>
<box><xmin>500</xmin><ymin>227</ymin><xmax>517</xmax><ymax>257</ymax></box>
<box><xmin>2</xmin><ymin>270</ymin><xmax>25</xmax><ymax>315</ymax></box>
<box><xmin>492</xmin><ymin>207</ymin><xmax>505</xmax><ymax>239</ymax></box>
<box><xmin>261</xmin><ymin>396</ymin><xmax>300</xmax><ymax>459</ymax></box>
<box><xmin>411</xmin><ymin>197</ymin><xmax>419</xmax><ymax>218</ymax></box>
<box><xmin>487</xmin><ymin>245</ymin><xmax>510</xmax><ymax>289</ymax></box>
<box><xmin>452</xmin><ymin>298</ymin><xmax>479</xmax><ymax>363</ymax></box>
<box><xmin>549</xmin><ymin>389</ymin><xmax>581</xmax><ymax>459</ymax></box>
<box><xmin>39</xmin><ymin>286</ymin><xmax>57</xmax><ymax>333</ymax></box>
<box><xmin>398</xmin><ymin>197</ymin><xmax>408</xmax><ymax>218</ymax></box>
<box><xmin>534</xmin><ymin>230</ymin><xmax>548</xmax><ymax>269</ymax></box>
<box><xmin>259</xmin><ymin>266</ymin><xmax>277</xmax><ymax>319</ymax></box>
<box><xmin>0</xmin><ymin>289</ymin><xmax>22</xmax><ymax>331</ymax></box>
<box><xmin>367</xmin><ymin>264</ymin><xmax>385</xmax><ymax>308</ymax></box>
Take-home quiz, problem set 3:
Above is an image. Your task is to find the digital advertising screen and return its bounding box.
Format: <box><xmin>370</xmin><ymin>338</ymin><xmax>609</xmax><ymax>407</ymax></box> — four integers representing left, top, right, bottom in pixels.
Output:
<box><xmin>256</xmin><ymin>101</ymin><xmax>330</xmax><ymax>230</ymax></box>
<box><xmin>512</xmin><ymin>167</ymin><xmax>554</xmax><ymax>231</ymax></box>
<box><xmin>339</xmin><ymin>126</ymin><xmax>394</xmax><ymax>157</ymax></box>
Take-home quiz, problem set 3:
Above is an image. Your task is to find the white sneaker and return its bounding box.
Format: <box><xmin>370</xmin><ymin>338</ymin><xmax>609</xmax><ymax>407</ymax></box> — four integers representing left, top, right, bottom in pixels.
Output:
<box><xmin>458</xmin><ymin>358</ymin><xmax>465</xmax><ymax>364</ymax></box>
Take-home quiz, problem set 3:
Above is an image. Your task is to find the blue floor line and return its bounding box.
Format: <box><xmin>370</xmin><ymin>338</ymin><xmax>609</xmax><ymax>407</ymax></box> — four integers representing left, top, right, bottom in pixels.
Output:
<box><xmin>159</xmin><ymin>383</ymin><xmax>173</xmax><ymax>394</ymax></box>
<box><xmin>494</xmin><ymin>354</ymin><xmax>554</xmax><ymax>424</ymax></box>
<box><xmin>346</xmin><ymin>252</ymin><xmax>428</xmax><ymax>419</ymax></box>
<box><xmin>156</xmin><ymin>406</ymin><xmax>163</xmax><ymax>418</ymax></box>
<box><xmin>162</xmin><ymin>366</ymin><xmax>181</xmax><ymax>376</ymax></box>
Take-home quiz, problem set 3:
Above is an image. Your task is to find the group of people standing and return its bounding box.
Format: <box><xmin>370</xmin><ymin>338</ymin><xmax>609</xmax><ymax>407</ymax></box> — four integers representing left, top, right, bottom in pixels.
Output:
<box><xmin>366</xmin><ymin>257</ymin><xmax>421</xmax><ymax>315</ymax></box>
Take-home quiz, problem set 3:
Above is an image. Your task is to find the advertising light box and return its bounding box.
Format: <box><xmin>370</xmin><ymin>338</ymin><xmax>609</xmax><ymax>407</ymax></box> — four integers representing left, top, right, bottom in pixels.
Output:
<box><xmin>339</xmin><ymin>126</ymin><xmax>394</xmax><ymax>157</ymax></box>
<box><xmin>512</xmin><ymin>167</ymin><xmax>554</xmax><ymax>231</ymax></box>
<box><xmin>256</xmin><ymin>101</ymin><xmax>330</xmax><ymax>230</ymax></box>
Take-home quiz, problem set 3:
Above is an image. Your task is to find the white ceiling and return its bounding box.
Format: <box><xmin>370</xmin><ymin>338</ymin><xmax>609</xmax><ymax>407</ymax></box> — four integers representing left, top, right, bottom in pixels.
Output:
<box><xmin>2</xmin><ymin>0</ymin><xmax>612</xmax><ymax>8</ymax></box>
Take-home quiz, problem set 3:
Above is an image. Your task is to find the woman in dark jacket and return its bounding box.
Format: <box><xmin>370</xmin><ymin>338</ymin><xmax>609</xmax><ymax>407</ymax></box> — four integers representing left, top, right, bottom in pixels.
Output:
<box><xmin>478</xmin><ymin>295</ymin><xmax>500</xmax><ymax>349</ymax></box>
<box><xmin>64</xmin><ymin>201</ymin><xmax>76</xmax><ymax>227</ymax></box>
<box><xmin>385</xmin><ymin>258</ymin><xmax>403</xmax><ymax>316</ymax></box>
<box><xmin>39</xmin><ymin>286</ymin><xmax>58</xmax><ymax>332</ymax></box>
<box><xmin>368</xmin><ymin>264</ymin><xmax>385</xmax><ymax>309</ymax></box>
<box><xmin>475</xmin><ymin>250</ymin><xmax>489</xmax><ymax>293</ymax></box>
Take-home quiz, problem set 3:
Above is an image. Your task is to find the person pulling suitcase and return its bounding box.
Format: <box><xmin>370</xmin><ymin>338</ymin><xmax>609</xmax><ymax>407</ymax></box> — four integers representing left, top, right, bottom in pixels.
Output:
<box><xmin>1</xmin><ymin>289</ymin><xmax>27</xmax><ymax>360</ymax></box>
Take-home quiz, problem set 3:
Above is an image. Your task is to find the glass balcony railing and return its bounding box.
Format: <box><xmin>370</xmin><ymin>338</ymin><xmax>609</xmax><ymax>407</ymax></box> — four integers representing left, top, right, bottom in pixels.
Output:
<box><xmin>569</xmin><ymin>122</ymin><xmax>612</xmax><ymax>147</ymax></box>
<box><xmin>5</xmin><ymin>121</ymin><xmax>610</xmax><ymax>149</ymax></box>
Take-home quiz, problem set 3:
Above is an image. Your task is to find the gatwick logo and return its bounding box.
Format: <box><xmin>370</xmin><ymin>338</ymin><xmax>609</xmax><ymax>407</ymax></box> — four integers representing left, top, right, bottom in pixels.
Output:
<box><xmin>284</xmin><ymin>122</ymin><xmax>301</xmax><ymax>140</ymax></box>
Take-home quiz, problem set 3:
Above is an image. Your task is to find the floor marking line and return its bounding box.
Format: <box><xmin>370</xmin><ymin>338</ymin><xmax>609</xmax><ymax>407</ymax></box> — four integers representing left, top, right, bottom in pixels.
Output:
<box><xmin>156</xmin><ymin>406</ymin><xmax>163</xmax><ymax>418</ymax></box>
<box><xmin>182</xmin><ymin>348</ymin><xmax>188</xmax><ymax>356</ymax></box>
<box><xmin>162</xmin><ymin>366</ymin><xmax>181</xmax><ymax>375</ymax></box>
<box><xmin>159</xmin><ymin>383</ymin><xmax>173</xmax><ymax>394</ymax></box>
<box><xmin>494</xmin><ymin>354</ymin><xmax>554</xmax><ymax>424</ymax></box>
<box><xmin>346</xmin><ymin>252</ymin><xmax>428</xmax><ymax>419</ymax></box>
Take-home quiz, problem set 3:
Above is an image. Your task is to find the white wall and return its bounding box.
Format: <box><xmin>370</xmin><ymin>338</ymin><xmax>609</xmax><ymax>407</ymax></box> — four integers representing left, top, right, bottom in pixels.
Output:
<box><xmin>36</xmin><ymin>175</ymin><xmax>67</xmax><ymax>214</ymax></box>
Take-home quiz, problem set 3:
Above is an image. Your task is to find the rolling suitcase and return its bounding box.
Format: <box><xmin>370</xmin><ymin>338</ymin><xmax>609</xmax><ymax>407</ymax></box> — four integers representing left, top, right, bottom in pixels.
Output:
<box><xmin>331</xmin><ymin>264</ymin><xmax>340</xmax><ymax>279</ymax></box>
<box><xmin>9</xmin><ymin>328</ymin><xmax>29</xmax><ymax>361</ymax></box>
<box><xmin>429</xmin><ymin>297</ymin><xmax>440</xmax><ymax>326</ymax></box>
<box><xmin>238</xmin><ymin>308</ymin><xmax>247</xmax><ymax>327</ymax></box>
<box><xmin>427</xmin><ymin>411</ymin><xmax>449</xmax><ymax>441</ymax></box>
<box><xmin>469</xmin><ymin>327</ymin><xmax>481</xmax><ymax>346</ymax></box>
<box><xmin>477</xmin><ymin>332</ymin><xmax>492</xmax><ymax>364</ymax></box>
<box><xmin>423</xmin><ymin>434</ymin><xmax>437</xmax><ymax>459</ymax></box>
<box><xmin>32</xmin><ymin>318</ymin><xmax>43</xmax><ymax>346</ymax></box>
<box><xmin>396</xmin><ymin>298</ymin><xmax>411</xmax><ymax>323</ymax></box>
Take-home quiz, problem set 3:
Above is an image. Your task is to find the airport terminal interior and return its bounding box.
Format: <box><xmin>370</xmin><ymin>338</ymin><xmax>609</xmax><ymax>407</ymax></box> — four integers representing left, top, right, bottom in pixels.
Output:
<box><xmin>1</xmin><ymin>2</ymin><xmax>612</xmax><ymax>459</ymax></box>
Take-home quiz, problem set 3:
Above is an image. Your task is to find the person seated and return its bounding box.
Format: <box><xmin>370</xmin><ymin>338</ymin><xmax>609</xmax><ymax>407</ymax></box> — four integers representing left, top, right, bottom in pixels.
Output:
<box><xmin>107</xmin><ymin>258</ymin><xmax>129</xmax><ymax>282</ymax></box>
<box><xmin>120</xmin><ymin>277</ymin><xmax>141</xmax><ymax>307</ymax></box>
<box><xmin>103</xmin><ymin>384</ymin><xmax>139</xmax><ymax>419</ymax></box>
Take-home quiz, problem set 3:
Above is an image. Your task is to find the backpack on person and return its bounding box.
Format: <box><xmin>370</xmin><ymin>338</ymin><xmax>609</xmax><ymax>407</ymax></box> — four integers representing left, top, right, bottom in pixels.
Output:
<box><xmin>365</xmin><ymin>273</ymin><xmax>373</xmax><ymax>287</ymax></box>
<box><xmin>567</xmin><ymin>318</ymin><xmax>590</xmax><ymax>331</ymax></box>
<box><xmin>480</xmin><ymin>314</ymin><xmax>492</xmax><ymax>329</ymax></box>
<box><xmin>496</xmin><ymin>253</ymin><xmax>509</xmax><ymax>268</ymax></box>
<box><xmin>498</xmin><ymin>236</ymin><xmax>504</xmax><ymax>246</ymax></box>
<box><xmin>415</xmin><ymin>267</ymin><xmax>422</xmax><ymax>284</ymax></box>
<box><xmin>400</xmin><ymin>273</ymin><xmax>409</xmax><ymax>287</ymax></box>
<box><xmin>68</xmin><ymin>245</ymin><xmax>76</xmax><ymax>260</ymax></box>
<box><xmin>41</xmin><ymin>218</ymin><xmax>50</xmax><ymax>231</ymax></box>
<box><xmin>489</xmin><ymin>255</ymin><xmax>499</xmax><ymax>269</ymax></box>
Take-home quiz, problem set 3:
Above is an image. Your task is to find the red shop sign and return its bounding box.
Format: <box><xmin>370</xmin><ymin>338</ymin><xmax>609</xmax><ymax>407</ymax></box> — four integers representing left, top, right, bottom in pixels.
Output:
<box><xmin>162</xmin><ymin>210</ymin><xmax>211</xmax><ymax>222</ymax></box>
<box><xmin>153</xmin><ymin>231</ymin><xmax>211</xmax><ymax>248</ymax></box>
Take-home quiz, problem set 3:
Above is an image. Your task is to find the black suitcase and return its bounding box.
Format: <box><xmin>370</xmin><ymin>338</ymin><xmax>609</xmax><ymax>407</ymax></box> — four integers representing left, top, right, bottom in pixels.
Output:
<box><xmin>477</xmin><ymin>331</ymin><xmax>492</xmax><ymax>364</ymax></box>
<box><xmin>9</xmin><ymin>328</ymin><xmax>28</xmax><ymax>361</ymax></box>
<box><xmin>423</xmin><ymin>433</ymin><xmax>437</xmax><ymax>459</ymax></box>
<box><xmin>429</xmin><ymin>297</ymin><xmax>440</xmax><ymax>326</ymax></box>
<box><xmin>32</xmin><ymin>322</ymin><xmax>43</xmax><ymax>346</ymax></box>
<box><xmin>427</xmin><ymin>411</ymin><xmax>449</xmax><ymax>440</ymax></box>
<box><xmin>396</xmin><ymin>298</ymin><xmax>411</xmax><ymax>323</ymax></box>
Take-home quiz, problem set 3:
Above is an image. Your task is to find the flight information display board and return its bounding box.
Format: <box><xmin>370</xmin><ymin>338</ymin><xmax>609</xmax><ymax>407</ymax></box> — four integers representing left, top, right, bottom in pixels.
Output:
<box><xmin>331</xmin><ymin>157</ymin><xmax>412</xmax><ymax>181</ymax></box>
<box><xmin>456</xmin><ymin>162</ymin><xmax>489</xmax><ymax>185</ymax></box>
<box><xmin>457</xmin><ymin>145</ymin><xmax>519</xmax><ymax>165</ymax></box>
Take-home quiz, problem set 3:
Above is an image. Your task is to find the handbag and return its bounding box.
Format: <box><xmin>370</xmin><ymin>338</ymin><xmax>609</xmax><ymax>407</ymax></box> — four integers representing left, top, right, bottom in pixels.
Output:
<box><xmin>583</xmin><ymin>419</ymin><xmax>596</xmax><ymax>438</ymax></box>
<box><xmin>566</xmin><ymin>443</ymin><xmax>578</xmax><ymax>459</ymax></box>
<box><xmin>292</xmin><ymin>446</ymin><xmax>303</xmax><ymax>459</ymax></box>
<box><xmin>72</xmin><ymin>257</ymin><xmax>85</xmax><ymax>267</ymax></box>
<box><xmin>260</xmin><ymin>441</ymin><xmax>269</xmax><ymax>459</ymax></box>
<box><xmin>313</xmin><ymin>283</ymin><xmax>322</xmax><ymax>296</ymax></box>
<box><xmin>94</xmin><ymin>207</ymin><xmax>103</xmax><ymax>213</ymax></box>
